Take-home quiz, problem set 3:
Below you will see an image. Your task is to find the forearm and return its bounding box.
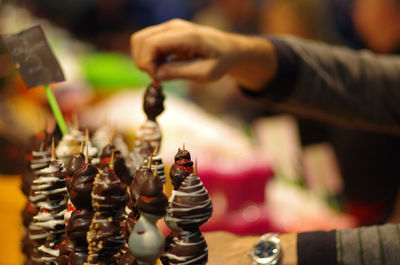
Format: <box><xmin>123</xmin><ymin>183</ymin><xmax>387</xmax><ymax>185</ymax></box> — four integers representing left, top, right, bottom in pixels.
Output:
<box><xmin>227</xmin><ymin>34</ymin><xmax>278</xmax><ymax>91</ymax></box>
<box><xmin>244</xmin><ymin>36</ymin><xmax>400</xmax><ymax>134</ymax></box>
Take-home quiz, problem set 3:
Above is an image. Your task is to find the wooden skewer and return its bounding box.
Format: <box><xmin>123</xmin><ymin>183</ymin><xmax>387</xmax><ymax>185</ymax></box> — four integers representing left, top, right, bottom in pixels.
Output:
<box><xmin>51</xmin><ymin>137</ymin><xmax>55</xmax><ymax>160</ymax></box>
<box><xmin>110</xmin><ymin>150</ymin><xmax>115</xmax><ymax>170</ymax></box>
<box><xmin>147</xmin><ymin>154</ymin><xmax>153</xmax><ymax>169</ymax></box>
<box><xmin>107</xmin><ymin>132</ymin><xmax>112</xmax><ymax>145</ymax></box>
<box><xmin>153</xmin><ymin>145</ymin><xmax>159</xmax><ymax>156</ymax></box>
<box><xmin>85</xmin><ymin>142</ymin><xmax>89</xmax><ymax>164</ymax></box>
<box><xmin>182</xmin><ymin>143</ymin><xmax>185</xmax><ymax>151</ymax></box>
<box><xmin>194</xmin><ymin>158</ymin><xmax>197</xmax><ymax>175</ymax></box>
<box><xmin>85</xmin><ymin>128</ymin><xmax>89</xmax><ymax>143</ymax></box>
<box><xmin>73</xmin><ymin>113</ymin><xmax>79</xmax><ymax>131</ymax></box>
<box><xmin>80</xmin><ymin>141</ymin><xmax>84</xmax><ymax>153</ymax></box>
<box><xmin>153</xmin><ymin>162</ymin><xmax>158</xmax><ymax>177</ymax></box>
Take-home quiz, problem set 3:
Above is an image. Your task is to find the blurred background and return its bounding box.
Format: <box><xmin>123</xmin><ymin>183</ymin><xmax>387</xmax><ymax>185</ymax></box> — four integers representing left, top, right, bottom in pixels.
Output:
<box><xmin>1</xmin><ymin>0</ymin><xmax>400</xmax><ymax>264</ymax></box>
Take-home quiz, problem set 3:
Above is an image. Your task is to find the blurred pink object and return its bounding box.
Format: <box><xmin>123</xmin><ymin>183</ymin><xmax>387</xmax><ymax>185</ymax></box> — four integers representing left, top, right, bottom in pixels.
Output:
<box><xmin>197</xmin><ymin>164</ymin><xmax>276</xmax><ymax>235</ymax></box>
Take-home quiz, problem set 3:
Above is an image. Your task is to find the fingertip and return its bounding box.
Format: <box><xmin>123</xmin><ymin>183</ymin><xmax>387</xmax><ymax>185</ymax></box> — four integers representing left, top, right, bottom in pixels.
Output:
<box><xmin>155</xmin><ymin>67</ymin><xmax>169</xmax><ymax>81</ymax></box>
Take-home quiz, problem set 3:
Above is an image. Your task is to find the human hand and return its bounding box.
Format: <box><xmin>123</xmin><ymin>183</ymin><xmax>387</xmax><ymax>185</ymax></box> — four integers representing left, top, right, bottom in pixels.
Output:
<box><xmin>131</xmin><ymin>19</ymin><xmax>277</xmax><ymax>91</ymax></box>
<box><xmin>204</xmin><ymin>231</ymin><xmax>298</xmax><ymax>265</ymax></box>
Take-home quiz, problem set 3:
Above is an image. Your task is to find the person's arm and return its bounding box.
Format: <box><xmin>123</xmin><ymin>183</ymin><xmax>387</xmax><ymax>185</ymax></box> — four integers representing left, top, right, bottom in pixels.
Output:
<box><xmin>247</xmin><ymin>36</ymin><xmax>400</xmax><ymax>134</ymax></box>
<box><xmin>205</xmin><ymin>223</ymin><xmax>400</xmax><ymax>265</ymax></box>
<box><xmin>204</xmin><ymin>231</ymin><xmax>297</xmax><ymax>265</ymax></box>
<box><xmin>131</xmin><ymin>19</ymin><xmax>400</xmax><ymax>134</ymax></box>
<box><xmin>130</xmin><ymin>19</ymin><xmax>278</xmax><ymax>91</ymax></box>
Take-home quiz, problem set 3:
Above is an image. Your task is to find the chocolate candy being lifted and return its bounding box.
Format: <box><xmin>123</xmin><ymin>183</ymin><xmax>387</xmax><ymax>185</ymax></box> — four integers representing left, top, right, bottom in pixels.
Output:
<box><xmin>143</xmin><ymin>81</ymin><xmax>165</xmax><ymax>121</ymax></box>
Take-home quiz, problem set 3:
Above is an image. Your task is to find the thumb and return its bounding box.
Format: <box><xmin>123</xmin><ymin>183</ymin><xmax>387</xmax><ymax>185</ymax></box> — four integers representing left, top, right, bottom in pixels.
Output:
<box><xmin>155</xmin><ymin>58</ymin><xmax>225</xmax><ymax>82</ymax></box>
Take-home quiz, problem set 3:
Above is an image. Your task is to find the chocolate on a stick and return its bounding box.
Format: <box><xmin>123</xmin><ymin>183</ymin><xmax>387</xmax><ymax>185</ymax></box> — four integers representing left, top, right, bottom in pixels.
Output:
<box><xmin>128</xmin><ymin>165</ymin><xmax>167</xmax><ymax>265</ymax></box>
<box><xmin>169</xmin><ymin>146</ymin><xmax>193</xmax><ymax>190</ymax></box>
<box><xmin>161</xmin><ymin>159</ymin><xmax>212</xmax><ymax>265</ymax></box>
<box><xmin>87</xmin><ymin>153</ymin><xmax>128</xmax><ymax>264</ymax></box>
<box><xmin>29</xmin><ymin>139</ymin><xmax>68</xmax><ymax>264</ymax></box>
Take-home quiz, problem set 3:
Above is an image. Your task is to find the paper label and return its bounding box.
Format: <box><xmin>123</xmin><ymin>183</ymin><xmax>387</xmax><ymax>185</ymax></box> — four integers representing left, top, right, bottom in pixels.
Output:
<box><xmin>1</xmin><ymin>25</ymin><xmax>65</xmax><ymax>88</ymax></box>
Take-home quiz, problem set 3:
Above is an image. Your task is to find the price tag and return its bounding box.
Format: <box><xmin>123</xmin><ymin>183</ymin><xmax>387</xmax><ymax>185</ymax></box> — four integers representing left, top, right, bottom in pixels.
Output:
<box><xmin>1</xmin><ymin>25</ymin><xmax>65</xmax><ymax>88</ymax></box>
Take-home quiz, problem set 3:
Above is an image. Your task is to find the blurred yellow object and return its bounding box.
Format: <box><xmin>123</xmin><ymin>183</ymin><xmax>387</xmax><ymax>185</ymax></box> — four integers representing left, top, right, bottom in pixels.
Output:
<box><xmin>0</xmin><ymin>175</ymin><xmax>25</xmax><ymax>265</ymax></box>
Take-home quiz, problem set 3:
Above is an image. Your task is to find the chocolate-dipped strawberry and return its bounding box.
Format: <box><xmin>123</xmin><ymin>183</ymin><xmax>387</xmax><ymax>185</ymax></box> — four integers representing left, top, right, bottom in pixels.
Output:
<box><xmin>87</xmin><ymin>157</ymin><xmax>128</xmax><ymax>264</ymax></box>
<box><xmin>169</xmin><ymin>146</ymin><xmax>193</xmax><ymax>190</ymax></box>
<box><xmin>99</xmin><ymin>144</ymin><xmax>131</xmax><ymax>185</ymax></box>
<box><xmin>22</xmin><ymin>131</ymin><xmax>51</xmax><ymax>196</ymax></box>
<box><xmin>66</xmin><ymin>151</ymin><xmax>85</xmax><ymax>193</ymax></box>
<box><xmin>128</xmin><ymin>167</ymin><xmax>167</xmax><ymax>265</ymax></box>
<box><xmin>66</xmin><ymin>148</ymin><xmax>98</xmax><ymax>265</ymax></box>
<box><xmin>67</xmin><ymin>209</ymin><xmax>92</xmax><ymax>264</ymax></box>
<box><xmin>59</xmin><ymin>238</ymin><xmax>74</xmax><ymax>265</ymax></box>
<box><xmin>165</xmin><ymin>173</ymin><xmax>212</xmax><ymax>232</ymax></box>
<box><xmin>29</xmin><ymin>140</ymin><xmax>68</xmax><ymax>264</ymax></box>
<box><xmin>161</xmin><ymin>164</ymin><xmax>212</xmax><ymax>265</ymax></box>
<box><xmin>160</xmin><ymin>231</ymin><xmax>208</xmax><ymax>265</ymax></box>
<box><xmin>143</xmin><ymin>81</ymin><xmax>165</xmax><ymax>121</ymax></box>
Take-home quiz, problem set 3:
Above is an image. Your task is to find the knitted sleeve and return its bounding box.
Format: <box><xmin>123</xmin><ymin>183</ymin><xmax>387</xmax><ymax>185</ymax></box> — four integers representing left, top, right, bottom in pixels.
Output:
<box><xmin>296</xmin><ymin>224</ymin><xmax>400</xmax><ymax>265</ymax></box>
<box><xmin>242</xmin><ymin>36</ymin><xmax>400</xmax><ymax>134</ymax></box>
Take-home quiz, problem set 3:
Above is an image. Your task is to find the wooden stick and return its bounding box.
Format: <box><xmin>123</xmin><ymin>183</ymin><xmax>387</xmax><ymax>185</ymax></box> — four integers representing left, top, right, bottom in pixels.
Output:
<box><xmin>153</xmin><ymin>145</ymin><xmax>159</xmax><ymax>156</ymax></box>
<box><xmin>73</xmin><ymin>113</ymin><xmax>79</xmax><ymax>131</ymax></box>
<box><xmin>147</xmin><ymin>154</ymin><xmax>153</xmax><ymax>169</ymax></box>
<box><xmin>51</xmin><ymin>137</ymin><xmax>55</xmax><ymax>160</ymax></box>
<box><xmin>194</xmin><ymin>158</ymin><xmax>197</xmax><ymax>175</ymax></box>
<box><xmin>153</xmin><ymin>162</ymin><xmax>158</xmax><ymax>177</ymax></box>
<box><xmin>110</xmin><ymin>150</ymin><xmax>115</xmax><ymax>170</ymax></box>
<box><xmin>85</xmin><ymin>142</ymin><xmax>89</xmax><ymax>164</ymax></box>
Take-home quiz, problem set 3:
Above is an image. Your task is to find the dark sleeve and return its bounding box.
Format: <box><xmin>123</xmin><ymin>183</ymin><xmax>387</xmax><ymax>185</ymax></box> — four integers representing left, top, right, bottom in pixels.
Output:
<box><xmin>336</xmin><ymin>224</ymin><xmax>400</xmax><ymax>265</ymax></box>
<box><xmin>242</xmin><ymin>36</ymin><xmax>400</xmax><ymax>134</ymax></box>
<box><xmin>297</xmin><ymin>230</ymin><xmax>337</xmax><ymax>265</ymax></box>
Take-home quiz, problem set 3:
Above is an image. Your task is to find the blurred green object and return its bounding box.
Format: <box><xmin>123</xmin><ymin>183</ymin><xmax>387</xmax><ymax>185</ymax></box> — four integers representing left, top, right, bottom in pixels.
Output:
<box><xmin>80</xmin><ymin>52</ymin><xmax>151</xmax><ymax>91</ymax></box>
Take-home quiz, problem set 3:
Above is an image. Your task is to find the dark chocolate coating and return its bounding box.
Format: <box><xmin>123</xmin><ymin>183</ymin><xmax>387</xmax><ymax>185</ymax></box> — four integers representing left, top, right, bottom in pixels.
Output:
<box><xmin>70</xmin><ymin>163</ymin><xmax>98</xmax><ymax>211</ymax></box>
<box><xmin>22</xmin><ymin>202</ymin><xmax>38</xmax><ymax>228</ymax></box>
<box><xmin>67</xmin><ymin>209</ymin><xmax>93</xmax><ymax>247</ymax></box>
<box><xmin>169</xmin><ymin>165</ymin><xmax>190</xmax><ymax>191</ymax></box>
<box><xmin>22</xmin><ymin>232</ymin><xmax>34</xmax><ymax>257</ymax></box>
<box><xmin>31</xmin><ymin>247</ymin><xmax>46</xmax><ymax>265</ymax></box>
<box><xmin>87</xmin><ymin>165</ymin><xmax>127</xmax><ymax>264</ymax></box>
<box><xmin>136</xmin><ymin>175</ymin><xmax>167</xmax><ymax>216</ymax></box>
<box><xmin>161</xmin><ymin>231</ymin><xmax>208</xmax><ymax>265</ymax></box>
<box><xmin>100</xmin><ymin>144</ymin><xmax>132</xmax><ymax>184</ymax></box>
<box><xmin>87</xmin><ymin>213</ymin><xmax>125</xmax><ymax>263</ymax></box>
<box><xmin>92</xmin><ymin>167</ymin><xmax>128</xmax><ymax>216</ymax></box>
<box><xmin>169</xmin><ymin>174</ymin><xmax>212</xmax><ymax>231</ymax></box>
<box><xmin>59</xmin><ymin>239</ymin><xmax>73</xmax><ymax>265</ymax></box>
<box><xmin>119</xmin><ymin>251</ymin><xmax>138</xmax><ymax>265</ymax></box>
<box><xmin>169</xmin><ymin>148</ymin><xmax>193</xmax><ymax>190</ymax></box>
<box><xmin>130</xmin><ymin>167</ymin><xmax>153</xmax><ymax>200</ymax></box>
<box><xmin>21</xmin><ymin>170</ymin><xmax>35</xmax><ymax>196</ymax></box>
<box><xmin>174</xmin><ymin>148</ymin><xmax>192</xmax><ymax>163</ymax></box>
<box><xmin>66</xmin><ymin>153</ymin><xmax>85</xmax><ymax>192</ymax></box>
<box><xmin>69</xmin><ymin>251</ymin><xmax>88</xmax><ymax>265</ymax></box>
<box><xmin>143</xmin><ymin>81</ymin><xmax>165</xmax><ymax>121</ymax></box>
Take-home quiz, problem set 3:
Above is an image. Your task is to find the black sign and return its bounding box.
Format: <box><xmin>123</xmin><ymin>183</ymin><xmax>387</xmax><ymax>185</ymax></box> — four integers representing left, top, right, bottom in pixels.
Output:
<box><xmin>1</xmin><ymin>25</ymin><xmax>65</xmax><ymax>88</ymax></box>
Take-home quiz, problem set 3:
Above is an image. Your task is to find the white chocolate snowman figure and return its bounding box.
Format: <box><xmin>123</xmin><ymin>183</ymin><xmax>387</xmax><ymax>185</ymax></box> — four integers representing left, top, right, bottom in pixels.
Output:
<box><xmin>128</xmin><ymin>170</ymin><xmax>168</xmax><ymax>265</ymax></box>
